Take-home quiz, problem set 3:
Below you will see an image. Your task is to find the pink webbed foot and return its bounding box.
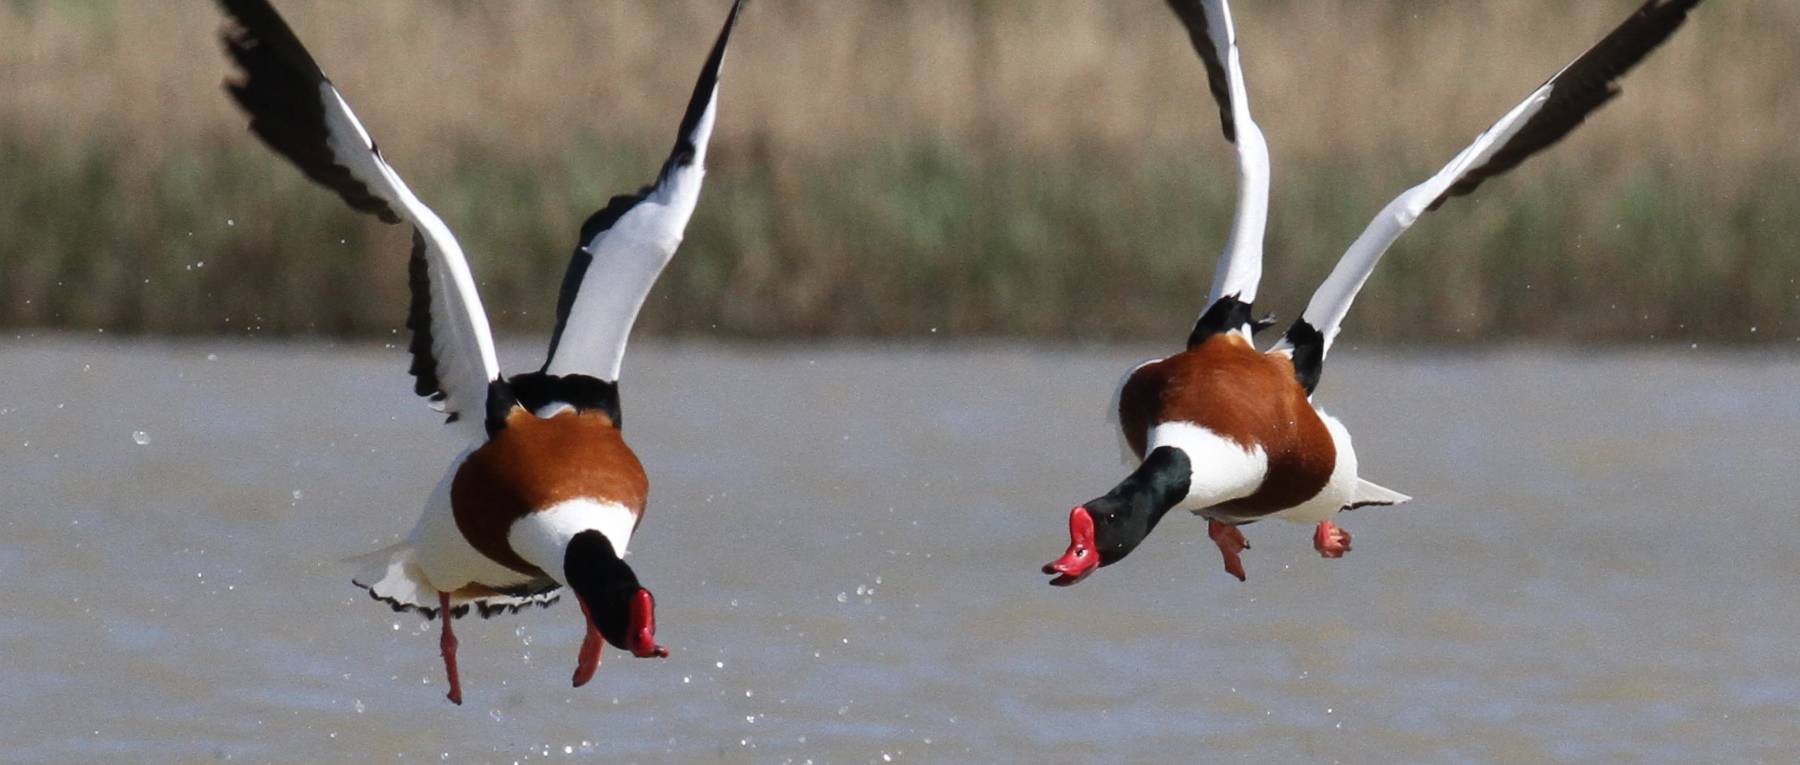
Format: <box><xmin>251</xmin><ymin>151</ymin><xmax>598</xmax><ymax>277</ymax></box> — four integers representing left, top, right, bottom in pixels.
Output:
<box><xmin>1313</xmin><ymin>520</ymin><xmax>1352</xmax><ymax>559</ymax></box>
<box><xmin>1208</xmin><ymin>521</ymin><xmax>1250</xmax><ymax>582</ymax></box>
<box><xmin>437</xmin><ymin>592</ymin><xmax>463</xmax><ymax>706</ymax></box>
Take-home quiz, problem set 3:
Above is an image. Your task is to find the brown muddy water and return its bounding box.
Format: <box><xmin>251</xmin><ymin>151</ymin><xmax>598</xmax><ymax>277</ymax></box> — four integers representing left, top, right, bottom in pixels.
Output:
<box><xmin>1</xmin><ymin>338</ymin><xmax>1796</xmax><ymax>764</ymax></box>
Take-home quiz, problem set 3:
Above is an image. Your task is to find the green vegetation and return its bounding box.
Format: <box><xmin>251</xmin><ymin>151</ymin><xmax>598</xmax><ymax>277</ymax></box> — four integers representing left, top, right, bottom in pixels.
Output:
<box><xmin>1</xmin><ymin>1</ymin><xmax>1795</xmax><ymax>343</ymax></box>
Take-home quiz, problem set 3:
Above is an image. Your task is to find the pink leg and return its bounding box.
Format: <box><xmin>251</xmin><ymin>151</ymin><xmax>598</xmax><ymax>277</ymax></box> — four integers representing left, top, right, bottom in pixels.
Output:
<box><xmin>1208</xmin><ymin>521</ymin><xmax>1250</xmax><ymax>582</ymax></box>
<box><xmin>571</xmin><ymin>599</ymin><xmax>604</xmax><ymax>688</ymax></box>
<box><xmin>438</xmin><ymin>592</ymin><xmax>463</xmax><ymax>706</ymax></box>
<box><xmin>1313</xmin><ymin>520</ymin><xmax>1352</xmax><ymax>559</ymax></box>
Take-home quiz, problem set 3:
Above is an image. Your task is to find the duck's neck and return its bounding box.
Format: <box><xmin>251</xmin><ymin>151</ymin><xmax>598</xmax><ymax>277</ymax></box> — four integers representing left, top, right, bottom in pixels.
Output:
<box><xmin>1102</xmin><ymin>446</ymin><xmax>1193</xmax><ymax>541</ymax></box>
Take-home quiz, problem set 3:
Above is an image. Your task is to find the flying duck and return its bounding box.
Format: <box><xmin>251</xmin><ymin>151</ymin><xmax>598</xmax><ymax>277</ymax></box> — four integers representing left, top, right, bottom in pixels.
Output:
<box><xmin>1044</xmin><ymin>0</ymin><xmax>1705</xmax><ymax>586</ymax></box>
<box><xmin>217</xmin><ymin>0</ymin><xmax>746</xmax><ymax>704</ymax></box>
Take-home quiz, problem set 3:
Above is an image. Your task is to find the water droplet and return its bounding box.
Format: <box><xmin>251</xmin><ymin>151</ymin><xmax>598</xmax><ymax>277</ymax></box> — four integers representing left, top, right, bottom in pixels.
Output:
<box><xmin>353</xmin><ymin>699</ymin><xmax>365</xmax><ymax>714</ymax></box>
<box><xmin>291</xmin><ymin>490</ymin><xmax>303</xmax><ymax>501</ymax></box>
<box><xmin>131</xmin><ymin>431</ymin><xmax>151</xmax><ymax>446</ymax></box>
<box><xmin>835</xmin><ymin>592</ymin><xmax>848</xmax><ymax>604</ymax></box>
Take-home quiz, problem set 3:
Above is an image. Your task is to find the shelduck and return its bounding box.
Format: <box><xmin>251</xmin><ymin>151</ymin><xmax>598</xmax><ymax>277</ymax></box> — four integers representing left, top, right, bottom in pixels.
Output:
<box><xmin>1044</xmin><ymin>0</ymin><xmax>1705</xmax><ymax>586</ymax></box>
<box><xmin>217</xmin><ymin>0</ymin><xmax>746</xmax><ymax>703</ymax></box>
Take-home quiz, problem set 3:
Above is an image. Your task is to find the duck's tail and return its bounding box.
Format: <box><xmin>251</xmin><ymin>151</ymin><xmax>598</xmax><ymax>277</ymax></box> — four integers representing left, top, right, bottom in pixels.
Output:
<box><xmin>347</xmin><ymin>541</ymin><xmax>441</xmax><ymax>616</ymax></box>
<box><xmin>1348</xmin><ymin>479</ymin><xmax>1411</xmax><ymax>510</ymax></box>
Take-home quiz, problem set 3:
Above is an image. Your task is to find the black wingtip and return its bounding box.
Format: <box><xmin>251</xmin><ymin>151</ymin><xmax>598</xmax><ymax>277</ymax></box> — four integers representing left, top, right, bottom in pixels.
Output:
<box><xmin>666</xmin><ymin>0</ymin><xmax>746</xmax><ymax>171</ymax></box>
<box><xmin>1427</xmin><ymin>0</ymin><xmax>1705</xmax><ymax>210</ymax></box>
<box><xmin>1163</xmin><ymin>0</ymin><xmax>1237</xmax><ymax>144</ymax></box>
<box><xmin>216</xmin><ymin>0</ymin><xmax>327</xmax><ymax>82</ymax></box>
<box><xmin>217</xmin><ymin>0</ymin><xmax>401</xmax><ymax>223</ymax></box>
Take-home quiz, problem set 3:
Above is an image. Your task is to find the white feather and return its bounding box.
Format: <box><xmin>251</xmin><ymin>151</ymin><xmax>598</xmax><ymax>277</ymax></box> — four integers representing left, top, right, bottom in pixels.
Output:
<box><xmin>1148</xmin><ymin>421</ymin><xmax>1268</xmax><ymax>511</ymax></box>
<box><xmin>317</xmin><ymin>83</ymin><xmax>500</xmax><ymax>442</ymax></box>
<box><xmin>544</xmin><ymin>160</ymin><xmax>706</xmax><ymax>383</ymax></box>
<box><xmin>507</xmin><ymin>499</ymin><xmax>639</xmax><ymax>582</ymax></box>
<box><xmin>543</xmin><ymin>32</ymin><xmax>733</xmax><ymax>384</ymax></box>
<box><xmin>1275</xmin><ymin>83</ymin><xmax>1554</xmax><ymax>359</ymax></box>
<box><xmin>1199</xmin><ymin>0</ymin><xmax>1271</xmax><ymax>310</ymax></box>
<box><xmin>406</xmin><ymin>450</ymin><xmax>526</xmax><ymax>594</ymax></box>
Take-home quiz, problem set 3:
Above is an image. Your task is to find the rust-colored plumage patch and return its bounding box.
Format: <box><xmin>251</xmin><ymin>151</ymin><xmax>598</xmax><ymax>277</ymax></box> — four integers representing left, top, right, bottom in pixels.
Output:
<box><xmin>1117</xmin><ymin>334</ymin><xmax>1335</xmax><ymax>518</ymax></box>
<box><xmin>450</xmin><ymin>409</ymin><xmax>648</xmax><ymax>576</ymax></box>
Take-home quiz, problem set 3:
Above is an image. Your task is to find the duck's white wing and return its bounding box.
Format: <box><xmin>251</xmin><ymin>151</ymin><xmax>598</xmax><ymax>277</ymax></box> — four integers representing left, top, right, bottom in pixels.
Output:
<box><xmin>219</xmin><ymin>0</ymin><xmax>499</xmax><ymax>439</ymax></box>
<box><xmin>1275</xmin><ymin>0</ymin><xmax>1706</xmax><ymax>393</ymax></box>
<box><xmin>1165</xmin><ymin>0</ymin><xmax>1272</xmax><ymax>343</ymax></box>
<box><xmin>541</xmin><ymin>0</ymin><xmax>745</xmax><ymax>383</ymax></box>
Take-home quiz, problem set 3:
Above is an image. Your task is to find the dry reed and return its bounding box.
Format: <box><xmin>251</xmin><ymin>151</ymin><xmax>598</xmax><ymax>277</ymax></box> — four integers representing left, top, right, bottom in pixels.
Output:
<box><xmin>1</xmin><ymin>0</ymin><xmax>1795</xmax><ymax>343</ymax></box>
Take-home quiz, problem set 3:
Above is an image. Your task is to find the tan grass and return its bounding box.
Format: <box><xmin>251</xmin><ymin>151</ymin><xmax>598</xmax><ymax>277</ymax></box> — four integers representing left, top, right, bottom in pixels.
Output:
<box><xmin>0</xmin><ymin>0</ymin><xmax>1795</xmax><ymax>342</ymax></box>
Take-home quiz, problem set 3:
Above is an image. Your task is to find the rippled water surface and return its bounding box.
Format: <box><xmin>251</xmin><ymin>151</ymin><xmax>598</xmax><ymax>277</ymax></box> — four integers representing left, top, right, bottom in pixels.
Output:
<box><xmin>2</xmin><ymin>339</ymin><xmax>1796</xmax><ymax>764</ymax></box>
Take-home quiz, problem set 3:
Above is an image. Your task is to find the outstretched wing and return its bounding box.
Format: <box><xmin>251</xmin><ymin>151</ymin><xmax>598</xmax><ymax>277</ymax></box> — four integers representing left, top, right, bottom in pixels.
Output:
<box><xmin>218</xmin><ymin>0</ymin><xmax>500</xmax><ymax>439</ymax></box>
<box><xmin>541</xmin><ymin>0</ymin><xmax>745</xmax><ymax>383</ymax></box>
<box><xmin>1165</xmin><ymin>0</ymin><xmax>1272</xmax><ymax>344</ymax></box>
<box><xmin>1275</xmin><ymin>0</ymin><xmax>1705</xmax><ymax>393</ymax></box>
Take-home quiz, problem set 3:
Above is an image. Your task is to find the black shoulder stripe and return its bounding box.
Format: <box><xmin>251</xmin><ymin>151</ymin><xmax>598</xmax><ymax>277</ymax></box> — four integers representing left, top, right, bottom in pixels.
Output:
<box><xmin>483</xmin><ymin>378</ymin><xmax>520</xmax><ymax>437</ymax></box>
<box><xmin>217</xmin><ymin>0</ymin><xmax>401</xmax><ymax>224</ymax></box>
<box><xmin>1187</xmin><ymin>295</ymin><xmax>1256</xmax><ymax>347</ymax></box>
<box><xmin>1430</xmin><ymin>0</ymin><xmax>1704</xmax><ymax>210</ymax></box>
<box><xmin>403</xmin><ymin>229</ymin><xmax>445</xmax><ymax>405</ymax></box>
<box><xmin>662</xmin><ymin>0</ymin><xmax>745</xmax><ymax>174</ymax></box>
<box><xmin>1164</xmin><ymin>0</ymin><xmax>1237</xmax><ymax>143</ymax></box>
<box><xmin>1284</xmin><ymin>320</ymin><xmax>1325</xmax><ymax>394</ymax></box>
<box><xmin>506</xmin><ymin>371</ymin><xmax>624</xmax><ymax>430</ymax></box>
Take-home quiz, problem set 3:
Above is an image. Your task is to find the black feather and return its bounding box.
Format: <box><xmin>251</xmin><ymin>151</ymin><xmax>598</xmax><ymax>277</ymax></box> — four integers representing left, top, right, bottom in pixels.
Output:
<box><xmin>216</xmin><ymin>0</ymin><xmax>400</xmax><ymax>223</ymax></box>
<box><xmin>1430</xmin><ymin>0</ymin><xmax>1706</xmax><ymax>210</ymax></box>
<box><xmin>1164</xmin><ymin>0</ymin><xmax>1237</xmax><ymax>143</ymax></box>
